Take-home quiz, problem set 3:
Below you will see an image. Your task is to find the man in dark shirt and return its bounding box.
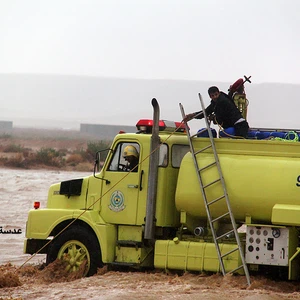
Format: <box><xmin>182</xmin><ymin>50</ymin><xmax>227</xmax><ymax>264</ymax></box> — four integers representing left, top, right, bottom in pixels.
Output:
<box><xmin>184</xmin><ymin>86</ymin><xmax>249</xmax><ymax>138</ymax></box>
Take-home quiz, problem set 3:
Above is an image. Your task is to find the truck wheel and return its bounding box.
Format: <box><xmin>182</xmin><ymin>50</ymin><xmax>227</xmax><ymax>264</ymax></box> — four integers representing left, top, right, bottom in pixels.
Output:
<box><xmin>46</xmin><ymin>226</ymin><xmax>102</xmax><ymax>277</ymax></box>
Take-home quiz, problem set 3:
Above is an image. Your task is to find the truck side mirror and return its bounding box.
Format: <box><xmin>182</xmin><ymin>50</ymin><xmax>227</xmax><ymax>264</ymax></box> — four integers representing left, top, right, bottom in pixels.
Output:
<box><xmin>93</xmin><ymin>148</ymin><xmax>112</xmax><ymax>184</ymax></box>
<box><xmin>94</xmin><ymin>149</ymin><xmax>110</xmax><ymax>173</ymax></box>
<box><xmin>95</xmin><ymin>151</ymin><xmax>101</xmax><ymax>172</ymax></box>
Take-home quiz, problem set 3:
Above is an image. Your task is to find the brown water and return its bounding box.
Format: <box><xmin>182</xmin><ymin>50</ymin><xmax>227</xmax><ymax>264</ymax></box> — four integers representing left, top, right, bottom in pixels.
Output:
<box><xmin>1</xmin><ymin>169</ymin><xmax>300</xmax><ymax>299</ymax></box>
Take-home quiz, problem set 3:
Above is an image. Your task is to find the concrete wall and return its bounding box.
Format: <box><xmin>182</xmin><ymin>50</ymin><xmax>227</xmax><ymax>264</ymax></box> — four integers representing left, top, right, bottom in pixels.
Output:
<box><xmin>80</xmin><ymin>123</ymin><xmax>136</xmax><ymax>139</ymax></box>
<box><xmin>0</xmin><ymin>121</ymin><xmax>13</xmax><ymax>133</ymax></box>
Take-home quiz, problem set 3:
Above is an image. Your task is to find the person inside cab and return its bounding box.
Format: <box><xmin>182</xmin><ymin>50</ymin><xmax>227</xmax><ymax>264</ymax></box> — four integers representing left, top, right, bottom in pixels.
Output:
<box><xmin>123</xmin><ymin>145</ymin><xmax>139</xmax><ymax>172</ymax></box>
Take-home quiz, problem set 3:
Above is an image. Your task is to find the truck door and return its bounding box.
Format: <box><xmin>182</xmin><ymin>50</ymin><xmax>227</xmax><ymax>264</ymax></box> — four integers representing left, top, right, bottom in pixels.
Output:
<box><xmin>100</xmin><ymin>142</ymin><xmax>142</xmax><ymax>225</ymax></box>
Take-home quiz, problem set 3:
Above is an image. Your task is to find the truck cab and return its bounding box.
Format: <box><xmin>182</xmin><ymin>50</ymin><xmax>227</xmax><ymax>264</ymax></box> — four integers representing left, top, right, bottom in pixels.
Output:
<box><xmin>24</xmin><ymin>116</ymin><xmax>189</xmax><ymax>276</ymax></box>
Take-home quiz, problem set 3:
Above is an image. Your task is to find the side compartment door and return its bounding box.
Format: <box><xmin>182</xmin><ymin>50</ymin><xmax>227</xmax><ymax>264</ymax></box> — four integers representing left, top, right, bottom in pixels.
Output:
<box><xmin>100</xmin><ymin>142</ymin><xmax>142</xmax><ymax>225</ymax></box>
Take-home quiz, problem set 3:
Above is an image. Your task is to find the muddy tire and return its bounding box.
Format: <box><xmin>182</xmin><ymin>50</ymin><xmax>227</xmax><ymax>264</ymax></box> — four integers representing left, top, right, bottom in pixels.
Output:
<box><xmin>46</xmin><ymin>226</ymin><xmax>102</xmax><ymax>277</ymax></box>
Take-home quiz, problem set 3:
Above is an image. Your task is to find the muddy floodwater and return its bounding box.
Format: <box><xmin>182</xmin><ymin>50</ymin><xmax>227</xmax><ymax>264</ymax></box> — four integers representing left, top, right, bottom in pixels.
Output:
<box><xmin>1</xmin><ymin>168</ymin><xmax>300</xmax><ymax>299</ymax></box>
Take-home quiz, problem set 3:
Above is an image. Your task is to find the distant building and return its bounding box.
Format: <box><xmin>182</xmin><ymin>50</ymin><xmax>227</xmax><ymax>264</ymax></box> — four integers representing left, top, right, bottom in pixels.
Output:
<box><xmin>0</xmin><ymin>121</ymin><xmax>13</xmax><ymax>133</ymax></box>
<box><xmin>80</xmin><ymin>123</ymin><xmax>136</xmax><ymax>140</ymax></box>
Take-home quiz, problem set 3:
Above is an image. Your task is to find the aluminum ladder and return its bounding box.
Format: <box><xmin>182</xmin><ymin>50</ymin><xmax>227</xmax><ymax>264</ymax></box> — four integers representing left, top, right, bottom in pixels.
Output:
<box><xmin>180</xmin><ymin>93</ymin><xmax>251</xmax><ymax>286</ymax></box>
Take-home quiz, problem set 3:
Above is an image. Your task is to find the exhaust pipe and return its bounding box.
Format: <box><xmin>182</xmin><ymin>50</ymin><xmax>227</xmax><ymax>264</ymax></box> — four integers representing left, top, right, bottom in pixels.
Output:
<box><xmin>144</xmin><ymin>98</ymin><xmax>160</xmax><ymax>240</ymax></box>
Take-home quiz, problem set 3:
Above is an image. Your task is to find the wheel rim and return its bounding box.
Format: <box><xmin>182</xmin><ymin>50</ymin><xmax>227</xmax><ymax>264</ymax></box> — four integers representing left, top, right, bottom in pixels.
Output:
<box><xmin>57</xmin><ymin>240</ymin><xmax>90</xmax><ymax>276</ymax></box>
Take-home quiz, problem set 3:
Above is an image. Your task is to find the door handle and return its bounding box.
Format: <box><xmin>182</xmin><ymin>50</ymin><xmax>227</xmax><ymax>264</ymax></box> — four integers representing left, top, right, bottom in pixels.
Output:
<box><xmin>127</xmin><ymin>184</ymin><xmax>138</xmax><ymax>188</ymax></box>
<box><xmin>139</xmin><ymin>170</ymin><xmax>144</xmax><ymax>191</ymax></box>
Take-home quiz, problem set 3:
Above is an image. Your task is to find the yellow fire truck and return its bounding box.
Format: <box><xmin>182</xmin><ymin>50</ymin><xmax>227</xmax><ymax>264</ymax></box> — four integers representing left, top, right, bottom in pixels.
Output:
<box><xmin>24</xmin><ymin>97</ymin><xmax>300</xmax><ymax>283</ymax></box>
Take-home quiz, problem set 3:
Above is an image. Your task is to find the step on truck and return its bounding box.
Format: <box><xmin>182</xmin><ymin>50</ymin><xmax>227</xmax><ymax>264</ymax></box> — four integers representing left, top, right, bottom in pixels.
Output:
<box><xmin>24</xmin><ymin>98</ymin><xmax>300</xmax><ymax>282</ymax></box>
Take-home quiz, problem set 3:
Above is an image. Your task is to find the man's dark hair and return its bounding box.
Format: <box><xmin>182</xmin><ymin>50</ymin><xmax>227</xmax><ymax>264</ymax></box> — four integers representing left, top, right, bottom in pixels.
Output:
<box><xmin>208</xmin><ymin>86</ymin><xmax>219</xmax><ymax>95</ymax></box>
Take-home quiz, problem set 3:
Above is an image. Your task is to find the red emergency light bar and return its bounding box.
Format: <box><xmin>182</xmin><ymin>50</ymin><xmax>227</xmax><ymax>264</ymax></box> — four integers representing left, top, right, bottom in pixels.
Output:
<box><xmin>136</xmin><ymin>119</ymin><xmax>186</xmax><ymax>133</ymax></box>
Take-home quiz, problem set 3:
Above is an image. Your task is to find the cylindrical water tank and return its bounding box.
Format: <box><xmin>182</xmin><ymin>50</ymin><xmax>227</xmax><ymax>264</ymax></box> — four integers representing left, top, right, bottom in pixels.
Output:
<box><xmin>175</xmin><ymin>139</ymin><xmax>300</xmax><ymax>223</ymax></box>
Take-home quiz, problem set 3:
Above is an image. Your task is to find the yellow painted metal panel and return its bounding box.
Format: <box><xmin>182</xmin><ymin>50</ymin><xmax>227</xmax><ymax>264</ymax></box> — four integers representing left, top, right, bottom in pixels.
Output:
<box><xmin>93</xmin><ymin>223</ymin><xmax>117</xmax><ymax>263</ymax></box>
<box><xmin>118</xmin><ymin>225</ymin><xmax>142</xmax><ymax>241</ymax></box>
<box><xmin>115</xmin><ymin>246</ymin><xmax>153</xmax><ymax>266</ymax></box>
<box><xmin>155</xmin><ymin>166</ymin><xmax>181</xmax><ymax>227</ymax></box>
<box><xmin>115</xmin><ymin>247</ymin><xmax>142</xmax><ymax>263</ymax></box>
<box><xmin>272</xmin><ymin>204</ymin><xmax>300</xmax><ymax>225</ymax></box>
<box><xmin>154</xmin><ymin>239</ymin><xmax>242</xmax><ymax>274</ymax></box>
<box><xmin>26</xmin><ymin>209</ymin><xmax>74</xmax><ymax>238</ymax></box>
<box><xmin>47</xmin><ymin>177</ymin><xmax>89</xmax><ymax>210</ymax></box>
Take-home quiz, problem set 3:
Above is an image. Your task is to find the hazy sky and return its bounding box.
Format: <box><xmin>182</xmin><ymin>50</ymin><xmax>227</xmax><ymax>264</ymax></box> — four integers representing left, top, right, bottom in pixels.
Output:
<box><xmin>0</xmin><ymin>0</ymin><xmax>299</xmax><ymax>84</ymax></box>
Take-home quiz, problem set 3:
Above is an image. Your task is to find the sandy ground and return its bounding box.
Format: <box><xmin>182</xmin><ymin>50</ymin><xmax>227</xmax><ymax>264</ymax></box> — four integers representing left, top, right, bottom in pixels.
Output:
<box><xmin>1</xmin><ymin>169</ymin><xmax>300</xmax><ymax>299</ymax></box>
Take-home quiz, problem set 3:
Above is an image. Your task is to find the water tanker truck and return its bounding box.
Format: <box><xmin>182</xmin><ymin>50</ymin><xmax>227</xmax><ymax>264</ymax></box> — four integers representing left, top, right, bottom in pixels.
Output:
<box><xmin>24</xmin><ymin>98</ymin><xmax>300</xmax><ymax>282</ymax></box>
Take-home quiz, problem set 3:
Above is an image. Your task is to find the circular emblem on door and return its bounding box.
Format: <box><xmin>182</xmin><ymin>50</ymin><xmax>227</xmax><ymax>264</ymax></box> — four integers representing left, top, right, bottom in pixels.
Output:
<box><xmin>109</xmin><ymin>190</ymin><xmax>125</xmax><ymax>212</ymax></box>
